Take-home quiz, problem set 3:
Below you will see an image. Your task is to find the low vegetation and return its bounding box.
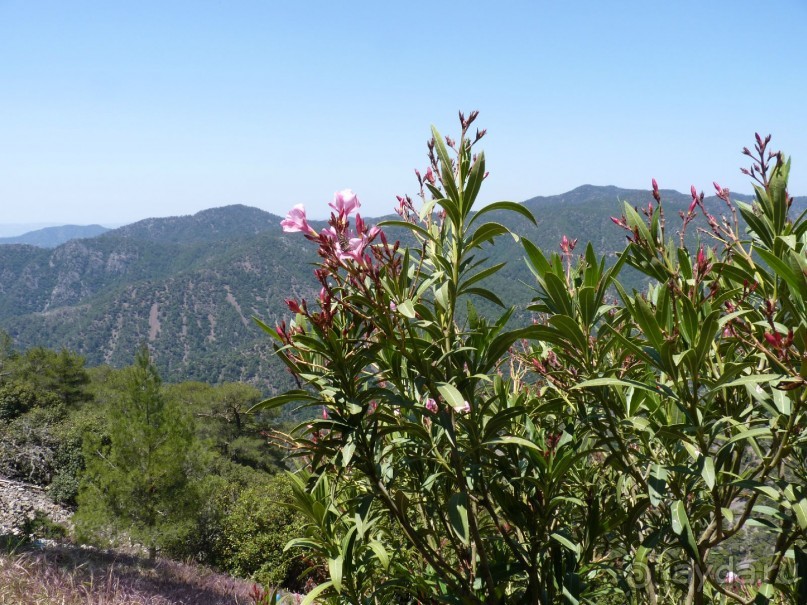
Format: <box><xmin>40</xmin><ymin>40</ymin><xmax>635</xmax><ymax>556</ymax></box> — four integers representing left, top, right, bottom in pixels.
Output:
<box><xmin>0</xmin><ymin>336</ymin><xmax>311</xmax><ymax>597</ymax></box>
<box><xmin>0</xmin><ymin>543</ymin><xmax>263</xmax><ymax>605</ymax></box>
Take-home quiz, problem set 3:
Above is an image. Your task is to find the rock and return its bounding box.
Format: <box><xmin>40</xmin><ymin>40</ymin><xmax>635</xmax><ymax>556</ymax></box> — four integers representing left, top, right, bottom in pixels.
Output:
<box><xmin>0</xmin><ymin>476</ymin><xmax>72</xmax><ymax>536</ymax></box>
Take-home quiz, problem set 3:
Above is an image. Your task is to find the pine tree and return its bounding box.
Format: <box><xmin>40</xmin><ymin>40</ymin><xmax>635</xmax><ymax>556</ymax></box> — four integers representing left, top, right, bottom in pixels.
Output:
<box><xmin>76</xmin><ymin>348</ymin><xmax>196</xmax><ymax>558</ymax></box>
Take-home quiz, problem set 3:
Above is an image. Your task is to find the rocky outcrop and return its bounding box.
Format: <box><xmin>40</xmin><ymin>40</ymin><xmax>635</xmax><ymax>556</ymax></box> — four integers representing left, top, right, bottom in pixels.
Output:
<box><xmin>0</xmin><ymin>476</ymin><xmax>72</xmax><ymax>536</ymax></box>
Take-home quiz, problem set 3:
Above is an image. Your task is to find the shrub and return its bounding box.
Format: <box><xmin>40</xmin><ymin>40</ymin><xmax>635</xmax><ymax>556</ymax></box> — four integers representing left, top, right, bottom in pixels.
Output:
<box><xmin>220</xmin><ymin>474</ymin><xmax>309</xmax><ymax>591</ymax></box>
<box><xmin>263</xmin><ymin>116</ymin><xmax>807</xmax><ymax>603</ymax></box>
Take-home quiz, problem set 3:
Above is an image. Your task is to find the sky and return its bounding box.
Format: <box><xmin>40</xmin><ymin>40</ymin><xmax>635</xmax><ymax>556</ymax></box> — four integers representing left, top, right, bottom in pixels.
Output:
<box><xmin>1</xmin><ymin>1</ymin><xmax>806</xmax><ymax>230</ymax></box>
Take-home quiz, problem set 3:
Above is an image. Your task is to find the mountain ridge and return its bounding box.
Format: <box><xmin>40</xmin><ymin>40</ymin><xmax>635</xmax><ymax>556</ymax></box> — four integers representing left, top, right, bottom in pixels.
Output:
<box><xmin>0</xmin><ymin>224</ymin><xmax>111</xmax><ymax>248</ymax></box>
<box><xmin>1</xmin><ymin>186</ymin><xmax>803</xmax><ymax>390</ymax></box>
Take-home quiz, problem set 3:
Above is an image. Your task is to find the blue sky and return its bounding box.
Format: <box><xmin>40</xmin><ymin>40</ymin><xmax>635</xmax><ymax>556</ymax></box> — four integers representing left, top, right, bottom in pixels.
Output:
<box><xmin>1</xmin><ymin>1</ymin><xmax>805</xmax><ymax>227</ymax></box>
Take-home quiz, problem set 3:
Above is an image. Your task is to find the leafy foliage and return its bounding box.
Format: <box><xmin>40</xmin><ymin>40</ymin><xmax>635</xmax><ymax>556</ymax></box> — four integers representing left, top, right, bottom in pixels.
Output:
<box><xmin>267</xmin><ymin>119</ymin><xmax>807</xmax><ymax>604</ymax></box>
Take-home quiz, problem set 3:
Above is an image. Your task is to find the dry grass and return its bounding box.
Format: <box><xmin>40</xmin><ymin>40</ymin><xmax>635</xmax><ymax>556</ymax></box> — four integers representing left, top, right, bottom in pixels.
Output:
<box><xmin>0</xmin><ymin>543</ymin><xmax>291</xmax><ymax>605</ymax></box>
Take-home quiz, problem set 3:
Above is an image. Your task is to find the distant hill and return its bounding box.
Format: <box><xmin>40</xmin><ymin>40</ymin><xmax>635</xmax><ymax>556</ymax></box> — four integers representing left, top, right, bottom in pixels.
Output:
<box><xmin>0</xmin><ymin>224</ymin><xmax>110</xmax><ymax>248</ymax></box>
<box><xmin>0</xmin><ymin>190</ymin><xmax>803</xmax><ymax>392</ymax></box>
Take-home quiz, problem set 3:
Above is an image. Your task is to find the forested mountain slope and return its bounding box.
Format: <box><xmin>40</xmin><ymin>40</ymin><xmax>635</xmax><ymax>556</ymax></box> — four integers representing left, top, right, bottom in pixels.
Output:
<box><xmin>1</xmin><ymin>190</ymin><xmax>802</xmax><ymax>390</ymax></box>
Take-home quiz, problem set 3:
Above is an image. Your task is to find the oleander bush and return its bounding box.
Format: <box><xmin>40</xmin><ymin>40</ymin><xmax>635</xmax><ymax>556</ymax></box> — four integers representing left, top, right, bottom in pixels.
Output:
<box><xmin>264</xmin><ymin>115</ymin><xmax>807</xmax><ymax>604</ymax></box>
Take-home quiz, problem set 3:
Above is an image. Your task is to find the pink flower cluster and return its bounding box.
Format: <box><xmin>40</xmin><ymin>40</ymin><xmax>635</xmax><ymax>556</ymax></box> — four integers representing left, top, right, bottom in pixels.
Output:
<box><xmin>281</xmin><ymin>189</ymin><xmax>382</xmax><ymax>265</ymax></box>
<box><xmin>278</xmin><ymin>189</ymin><xmax>399</xmax><ymax>334</ymax></box>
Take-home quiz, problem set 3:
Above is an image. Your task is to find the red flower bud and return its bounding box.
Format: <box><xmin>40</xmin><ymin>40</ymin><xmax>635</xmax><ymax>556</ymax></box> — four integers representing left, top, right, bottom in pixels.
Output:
<box><xmin>764</xmin><ymin>332</ymin><xmax>782</xmax><ymax>347</ymax></box>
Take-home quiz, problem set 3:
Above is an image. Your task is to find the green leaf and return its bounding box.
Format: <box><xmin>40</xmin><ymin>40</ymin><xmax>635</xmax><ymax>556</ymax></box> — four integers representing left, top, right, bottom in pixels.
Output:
<box><xmin>466</xmin><ymin>222</ymin><xmax>510</xmax><ymax>250</ymax></box>
<box><xmin>756</xmin><ymin>247</ymin><xmax>802</xmax><ymax>294</ymax></box>
<box><xmin>572</xmin><ymin>377</ymin><xmax>659</xmax><ymax>394</ymax></box>
<box><xmin>431</xmin><ymin>126</ymin><xmax>461</xmax><ymax>208</ymax></box>
<box><xmin>437</xmin><ymin>382</ymin><xmax>467</xmax><ymax>412</ymax></box>
<box><xmin>458</xmin><ymin>262</ymin><xmax>506</xmax><ymax>292</ymax></box>
<box><xmin>447</xmin><ymin>493</ymin><xmax>470</xmax><ymax>545</ymax></box>
<box><xmin>711</xmin><ymin>373</ymin><xmax>783</xmax><ymax>391</ymax></box>
<box><xmin>623</xmin><ymin>201</ymin><xmax>653</xmax><ymax>244</ymax></box>
<box><xmin>794</xmin><ymin>498</ymin><xmax>807</xmax><ymax>530</ymax></box>
<box><xmin>462</xmin><ymin>286</ymin><xmax>506</xmax><ymax>308</ymax></box>
<box><xmin>397</xmin><ymin>299</ymin><xmax>416</xmax><ymax>318</ymax></box>
<box><xmin>250</xmin><ymin>390</ymin><xmax>318</xmax><ymax>412</ymax></box>
<box><xmin>329</xmin><ymin>555</ymin><xmax>343</xmax><ymax>593</ymax></box>
<box><xmin>522</xmin><ymin>238</ymin><xmax>551</xmax><ymax>280</ymax></box>
<box><xmin>369</xmin><ymin>540</ymin><xmax>390</xmax><ymax>570</ymax></box>
<box><xmin>633</xmin><ymin>296</ymin><xmax>664</xmax><ymax>352</ymax></box>
<box><xmin>670</xmin><ymin>500</ymin><xmax>699</xmax><ymax>561</ymax></box>
<box><xmin>485</xmin><ymin>435</ymin><xmax>544</xmax><ymax>453</ymax></box>
<box><xmin>719</xmin><ymin>427</ymin><xmax>771</xmax><ymax>454</ymax></box>
<box><xmin>701</xmin><ymin>457</ymin><xmax>716</xmax><ymax>490</ymax></box>
<box><xmin>300</xmin><ymin>580</ymin><xmax>334</xmax><ymax>605</ymax></box>
<box><xmin>754</xmin><ymin>582</ymin><xmax>775</xmax><ymax>604</ymax></box>
<box><xmin>463</xmin><ymin>151</ymin><xmax>486</xmax><ymax>209</ymax></box>
<box><xmin>550</xmin><ymin>531</ymin><xmax>580</xmax><ymax>555</ymax></box>
<box><xmin>468</xmin><ymin>200</ymin><xmax>537</xmax><ymax>228</ymax></box>
<box><xmin>648</xmin><ymin>464</ymin><xmax>667</xmax><ymax>506</ymax></box>
<box><xmin>377</xmin><ymin>219</ymin><xmax>431</xmax><ymax>241</ymax></box>
<box><xmin>772</xmin><ymin>389</ymin><xmax>791</xmax><ymax>415</ymax></box>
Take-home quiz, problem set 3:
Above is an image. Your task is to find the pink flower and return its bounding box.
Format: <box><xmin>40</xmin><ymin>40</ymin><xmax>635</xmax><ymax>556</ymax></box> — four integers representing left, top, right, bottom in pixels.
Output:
<box><xmin>560</xmin><ymin>235</ymin><xmax>577</xmax><ymax>255</ymax></box>
<box><xmin>725</xmin><ymin>571</ymin><xmax>737</xmax><ymax>584</ymax></box>
<box><xmin>329</xmin><ymin>189</ymin><xmax>360</xmax><ymax>216</ymax></box>
<box><xmin>338</xmin><ymin>236</ymin><xmax>369</xmax><ymax>264</ymax></box>
<box><xmin>460</xmin><ymin>400</ymin><xmax>471</xmax><ymax>414</ymax></box>
<box><xmin>425</xmin><ymin>398</ymin><xmax>438</xmax><ymax>414</ymax></box>
<box><xmin>281</xmin><ymin>204</ymin><xmax>314</xmax><ymax>234</ymax></box>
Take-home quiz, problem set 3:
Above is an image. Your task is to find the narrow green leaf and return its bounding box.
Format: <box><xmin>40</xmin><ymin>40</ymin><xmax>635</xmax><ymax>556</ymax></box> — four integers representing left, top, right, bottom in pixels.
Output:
<box><xmin>485</xmin><ymin>435</ymin><xmax>544</xmax><ymax>453</ymax></box>
<box><xmin>377</xmin><ymin>219</ymin><xmax>432</xmax><ymax>241</ymax></box>
<box><xmin>701</xmin><ymin>457</ymin><xmax>716</xmax><ymax>490</ymax></box>
<box><xmin>794</xmin><ymin>498</ymin><xmax>807</xmax><ymax>530</ymax></box>
<box><xmin>464</xmin><ymin>151</ymin><xmax>485</xmax><ymax>208</ymax></box>
<box><xmin>719</xmin><ymin>427</ymin><xmax>771</xmax><ymax>453</ymax></box>
<box><xmin>300</xmin><ymin>580</ymin><xmax>334</xmax><ymax>605</ymax></box>
<box><xmin>756</xmin><ymin>247</ymin><xmax>801</xmax><ymax>293</ymax></box>
<box><xmin>459</xmin><ymin>262</ymin><xmax>506</xmax><ymax>292</ymax></box>
<box><xmin>436</xmin><ymin>382</ymin><xmax>466</xmax><ymax>411</ymax></box>
<box><xmin>397</xmin><ymin>299</ymin><xmax>416</xmax><ymax>318</ymax></box>
<box><xmin>624</xmin><ymin>201</ymin><xmax>653</xmax><ymax>244</ymax></box>
<box><xmin>712</xmin><ymin>373</ymin><xmax>783</xmax><ymax>390</ymax></box>
<box><xmin>431</xmin><ymin>126</ymin><xmax>460</xmax><ymax>207</ymax></box>
<box><xmin>469</xmin><ymin>200</ymin><xmax>537</xmax><ymax>228</ymax></box>
<box><xmin>447</xmin><ymin>493</ymin><xmax>470</xmax><ymax>545</ymax></box>
<box><xmin>250</xmin><ymin>390</ymin><xmax>318</xmax><ymax>412</ymax></box>
<box><xmin>467</xmin><ymin>222</ymin><xmax>509</xmax><ymax>249</ymax></box>
<box><xmin>648</xmin><ymin>464</ymin><xmax>667</xmax><ymax>506</ymax></box>
<box><xmin>550</xmin><ymin>531</ymin><xmax>580</xmax><ymax>555</ymax></box>
<box><xmin>369</xmin><ymin>540</ymin><xmax>390</xmax><ymax>570</ymax></box>
<box><xmin>670</xmin><ymin>500</ymin><xmax>699</xmax><ymax>560</ymax></box>
<box><xmin>329</xmin><ymin>555</ymin><xmax>343</xmax><ymax>593</ymax></box>
<box><xmin>462</xmin><ymin>286</ymin><xmax>506</xmax><ymax>307</ymax></box>
<box><xmin>572</xmin><ymin>377</ymin><xmax>658</xmax><ymax>393</ymax></box>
